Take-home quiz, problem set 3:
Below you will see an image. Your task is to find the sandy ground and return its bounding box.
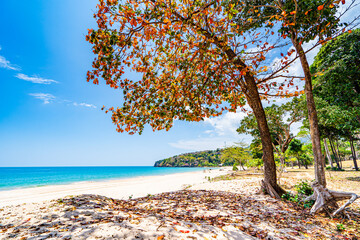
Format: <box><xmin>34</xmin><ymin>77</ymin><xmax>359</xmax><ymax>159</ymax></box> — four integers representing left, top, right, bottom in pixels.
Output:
<box><xmin>0</xmin><ymin>168</ymin><xmax>230</xmax><ymax>207</ymax></box>
<box><xmin>1</xmin><ymin>168</ymin><xmax>359</xmax><ymax>240</ymax></box>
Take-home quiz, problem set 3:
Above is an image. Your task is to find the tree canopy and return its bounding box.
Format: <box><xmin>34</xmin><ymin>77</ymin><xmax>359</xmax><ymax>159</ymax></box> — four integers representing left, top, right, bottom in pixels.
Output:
<box><xmin>311</xmin><ymin>28</ymin><xmax>360</xmax><ymax>170</ymax></box>
<box><xmin>86</xmin><ymin>0</ymin><xmax>283</xmax><ymax>134</ymax></box>
<box><xmin>86</xmin><ymin>0</ymin><xmax>306</xmax><ymax>197</ymax></box>
<box><xmin>312</xmin><ymin>28</ymin><xmax>360</xmax><ymax>127</ymax></box>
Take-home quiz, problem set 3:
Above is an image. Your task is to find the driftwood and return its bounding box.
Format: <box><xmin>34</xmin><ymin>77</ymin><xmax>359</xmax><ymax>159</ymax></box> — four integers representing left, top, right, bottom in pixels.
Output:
<box><xmin>304</xmin><ymin>182</ymin><xmax>359</xmax><ymax>217</ymax></box>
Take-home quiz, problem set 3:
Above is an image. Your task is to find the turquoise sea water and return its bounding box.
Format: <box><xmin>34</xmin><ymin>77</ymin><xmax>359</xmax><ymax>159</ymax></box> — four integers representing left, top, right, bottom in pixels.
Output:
<box><xmin>0</xmin><ymin>167</ymin><xmax>207</xmax><ymax>191</ymax></box>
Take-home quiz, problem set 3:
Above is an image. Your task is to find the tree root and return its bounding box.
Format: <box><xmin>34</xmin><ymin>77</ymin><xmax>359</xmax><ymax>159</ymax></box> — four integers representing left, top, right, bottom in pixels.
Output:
<box><xmin>307</xmin><ymin>182</ymin><xmax>359</xmax><ymax>217</ymax></box>
<box><xmin>260</xmin><ymin>180</ymin><xmax>285</xmax><ymax>199</ymax></box>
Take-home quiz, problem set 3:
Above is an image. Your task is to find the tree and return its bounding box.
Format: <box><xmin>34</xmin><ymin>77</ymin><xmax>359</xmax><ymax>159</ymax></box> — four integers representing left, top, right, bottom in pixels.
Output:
<box><xmin>312</xmin><ymin>28</ymin><xmax>360</xmax><ymax>123</ymax></box>
<box><xmin>221</xmin><ymin>143</ymin><xmax>251</xmax><ymax>171</ymax></box>
<box><xmin>311</xmin><ymin>29</ymin><xmax>360</xmax><ymax>170</ymax></box>
<box><xmin>86</xmin><ymin>0</ymin><xmax>287</xmax><ymax>197</ymax></box>
<box><xmin>238</xmin><ymin>97</ymin><xmax>304</xmax><ymax>176</ymax></box>
<box><xmin>237</xmin><ymin>0</ymin><xmax>359</xmax><ymax>216</ymax></box>
<box><xmin>288</xmin><ymin>139</ymin><xmax>303</xmax><ymax>168</ymax></box>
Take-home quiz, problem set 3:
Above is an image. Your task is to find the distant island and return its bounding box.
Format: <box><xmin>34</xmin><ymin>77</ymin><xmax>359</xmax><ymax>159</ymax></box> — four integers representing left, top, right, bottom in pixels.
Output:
<box><xmin>154</xmin><ymin>149</ymin><xmax>235</xmax><ymax>167</ymax></box>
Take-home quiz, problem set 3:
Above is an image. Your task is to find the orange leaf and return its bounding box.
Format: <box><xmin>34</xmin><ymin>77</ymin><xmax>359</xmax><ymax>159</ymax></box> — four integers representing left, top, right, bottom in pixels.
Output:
<box><xmin>317</xmin><ymin>5</ymin><xmax>324</xmax><ymax>10</ymax></box>
<box><xmin>130</xmin><ymin>18</ymin><xmax>137</xmax><ymax>27</ymax></box>
<box><xmin>157</xmin><ymin>236</ymin><xmax>165</xmax><ymax>240</ymax></box>
<box><xmin>348</xmin><ymin>30</ymin><xmax>353</xmax><ymax>33</ymax></box>
<box><xmin>290</xmin><ymin>11</ymin><xmax>296</xmax><ymax>15</ymax></box>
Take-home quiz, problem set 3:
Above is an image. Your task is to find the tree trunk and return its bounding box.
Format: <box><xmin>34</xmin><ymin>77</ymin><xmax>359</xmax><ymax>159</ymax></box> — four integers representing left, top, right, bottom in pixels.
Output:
<box><xmin>280</xmin><ymin>155</ymin><xmax>286</xmax><ymax>172</ymax></box>
<box><xmin>243</xmin><ymin>74</ymin><xmax>285</xmax><ymax>198</ymax></box>
<box><xmin>239</xmin><ymin>160</ymin><xmax>246</xmax><ymax>171</ymax></box>
<box><xmin>329</xmin><ymin>138</ymin><xmax>342</xmax><ymax>169</ymax></box>
<box><xmin>214</xmin><ymin>27</ymin><xmax>285</xmax><ymax>198</ymax></box>
<box><xmin>350</xmin><ymin>137</ymin><xmax>359</xmax><ymax>171</ymax></box>
<box><xmin>324</xmin><ymin>138</ymin><xmax>334</xmax><ymax>168</ymax></box>
<box><xmin>336</xmin><ymin>141</ymin><xmax>343</xmax><ymax>168</ymax></box>
<box><xmin>291</xmin><ymin>37</ymin><xmax>326</xmax><ymax>187</ymax></box>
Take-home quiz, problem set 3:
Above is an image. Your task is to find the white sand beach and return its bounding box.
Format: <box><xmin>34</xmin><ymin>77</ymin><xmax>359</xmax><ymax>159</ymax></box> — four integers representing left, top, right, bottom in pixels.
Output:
<box><xmin>1</xmin><ymin>169</ymin><xmax>359</xmax><ymax>239</ymax></box>
<box><xmin>0</xmin><ymin>168</ymin><xmax>230</xmax><ymax>207</ymax></box>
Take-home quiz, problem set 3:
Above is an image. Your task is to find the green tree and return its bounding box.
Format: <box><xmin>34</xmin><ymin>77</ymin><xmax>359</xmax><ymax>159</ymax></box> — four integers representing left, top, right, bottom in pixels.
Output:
<box><xmin>288</xmin><ymin>139</ymin><xmax>304</xmax><ymax>168</ymax></box>
<box><xmin>311</xmin><ymin>29</ymin><xmax>360</xmax><ymax>170</ymax></box>
<box><xmin>238</xmin><ymin>97</ymin><xmax>304</xmax><ymax>174</ymax></box>
<box><xmin>221</xmin><ymin>143</ymin><xmax>252</xmax><ymax>171</ymax></box>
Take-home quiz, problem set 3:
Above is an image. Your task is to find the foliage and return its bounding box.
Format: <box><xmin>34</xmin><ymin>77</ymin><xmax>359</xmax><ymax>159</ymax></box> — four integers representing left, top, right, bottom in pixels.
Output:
<box><xmin>237</xmin><ymin>0</ymin><xmax>344</xmax><ymax>43</ymax></box>
<box><xmin>154</xmin><ymin>149</ymin><xmax>225</xmax><ymax>167</ymax></box>
<box><xmin>238</xmin><ymin>97</ymin><xmax>305</xmax><ymax>170</ymax></box>
<box><xmin>85</xmin><ymin>0</ymin><xmax>287</xmax><ymax>135</ymax></box>
<box><xmin>246</xmin><ymin>158</ymin><xmax>263</xmax><ymax>169</ymax></box>
<box><xmin>311</xmin><ymin>29</ymin><xmax>360</xmax><ymax>138</ymax></box>
<box><xmin>154</xmin><ymin>145</ymin><xmax>254</xmax><ymax>168</ymax></box>
<box><xmin>282</xmin><ymin>180</ymin><xmax>314</xmax><ymax>208</ymax></box>
<box><xmin>336</xmin><ymin>223</ymin><xmax>346</xmax><ymax>232</ymax></box>
<box><xmin>238</xmin><ymin>97</ymin><xmax>304</xmax><ymax>148</ymax></box>
<box><xmin>325</xmin><ymin>166</ymin><xmax>345</xmax><ymax>171</ymax></box>
<box><xmin>221</xmin><ymin>143</ymin><xmax>252</xmax><ymax>170</ymax></box>
<box><xmin>294</xmin><ymin>180</ymin><xmax>313</xmax><ymax>196</ymax></box>
<box><xmin>312</xmin><ymin>29</ymin><xmax>360</xmax><ymax>119</ymax></box>
<box><xmin>232</xmin><ymin>163</ymin><xmax>239</xmax><ymax>171</ymax></box>
<box><xmin>249</xmin><ymin>139</ymin><xmax>263</xmax><ymax>160</ymax></box>
<box><xmin>310</xmin><ymin>29</ymin><xmax>360</xmax><ymax>171</ymax></box>
<box><xmin>289</xmin><ymin>139</ymin><xmax>303</xmax><ymax>153</ymax></box>
<box><xmin>86</xmin><ymin>0</ymin><xmax>322</xmax><ymax>194</ymax></box>
<box><xmin>239</xmin><ymin>0</ymin><xmax>357</xmax><ymax>188</ymax></box>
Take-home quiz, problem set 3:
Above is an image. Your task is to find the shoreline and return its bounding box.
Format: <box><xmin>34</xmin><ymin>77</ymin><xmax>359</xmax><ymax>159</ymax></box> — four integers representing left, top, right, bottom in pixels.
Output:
<box><xmin>0</xmin><ymin>167</ymin><xmax>230</xmax><ymax>207</ymax></box>
<box><xmin>0</xmin><ymin>167</ymin><xmax>218</xmax><ymax>192</ymax></box>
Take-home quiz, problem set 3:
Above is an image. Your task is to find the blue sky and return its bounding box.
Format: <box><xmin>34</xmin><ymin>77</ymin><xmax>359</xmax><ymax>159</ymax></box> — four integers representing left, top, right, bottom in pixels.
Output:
<box><xmin>0</xmin><ymin>0</ymin><xmax>247</xmax><ymax>166</ymax></box>
<box><xmin>0</xmin><ymin>1</ymin><xmax>358</xmax><ymax>166</ymax></box>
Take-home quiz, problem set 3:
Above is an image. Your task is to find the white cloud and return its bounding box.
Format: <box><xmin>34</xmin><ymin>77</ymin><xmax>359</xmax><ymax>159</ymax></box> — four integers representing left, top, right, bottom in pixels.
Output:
<box><xmin>0</xmin><ymin>55</ymin><xmax>19</xmax><ymax>71</ymax></box>
<box><xmin>170</xmin><ymin>108</ymin><xmax>253</xmax><ymax>151</ymax></box>
<box><xmin>73</xmin><ymin>102</ymin><xmax>97</xmax><ymax>108</ymax></box>
<box><xmin>169</xmin><ymin>135</ymin><xmax>253</xmax><ymax>151</ymax></box>
<box><xmin>16</xmin><ymin>73</ymin><xmax>58</xmax><ymax>84</ymax></box>
<box><xmin>29</xmin><ymin>93</ymin><xmax>96</xmax><ymax>109</ymax></box>
<box><xmin>29</xmin><ymin>93</ymin><xmax>56</xmax><ymax>104</ymax></box>
<box><xmin>204</xmin><ymin>111</ymin><xmax>247</xmax><ymax>136</ymax></box>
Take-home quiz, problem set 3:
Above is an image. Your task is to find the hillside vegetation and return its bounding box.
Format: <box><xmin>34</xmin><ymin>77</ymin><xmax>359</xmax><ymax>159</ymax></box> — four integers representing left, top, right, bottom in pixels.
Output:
<box><xmin>154</xmin><ymin>149</ymin><xmax>235</xmax><ymax>167</ymax></box>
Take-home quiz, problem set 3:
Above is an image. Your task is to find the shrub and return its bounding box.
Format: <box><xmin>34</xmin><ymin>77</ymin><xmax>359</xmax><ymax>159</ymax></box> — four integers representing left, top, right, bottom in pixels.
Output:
<box><xmin>336</xmin><ymin>223</ymin><xmax>345</xmax><ymax>231</ymax></box>
<box><xmin>326</xmin><ymin>166</ymin><xmax>344</xmax><ymax>171</ymax></box>
<box><xmin>282</xmin><ymin>180</ymin><xmax>315</xmax><ymax>208</ymax></box>
<box><xmin>294</xmin><ymin>180</ymin><xmax>313</xmax><ymax>196</ymax></box>
<box><xmin>232</xmin><ymin>163</ymin><xmax>239</xmax><ymax>171</ymax></box>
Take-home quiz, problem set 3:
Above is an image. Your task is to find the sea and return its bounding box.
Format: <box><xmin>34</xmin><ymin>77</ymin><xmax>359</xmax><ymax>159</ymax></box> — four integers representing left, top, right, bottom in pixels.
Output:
<box><xmin>0</xmin><ymin>166</ymin><xmax>208</xmax><ymax>191</ymax></box>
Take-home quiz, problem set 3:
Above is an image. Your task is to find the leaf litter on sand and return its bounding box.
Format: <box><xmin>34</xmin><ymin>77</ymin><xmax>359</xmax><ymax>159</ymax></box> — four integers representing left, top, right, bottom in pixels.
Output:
<box><xmin>1</xmin><ymin>189</ymin><xmax>359</xmax><ymax>240</ymax></box>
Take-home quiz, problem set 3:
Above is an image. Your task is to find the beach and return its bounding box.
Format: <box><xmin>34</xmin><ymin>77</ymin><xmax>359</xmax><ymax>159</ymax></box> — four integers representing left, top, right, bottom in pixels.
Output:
<box><xmin>0</xmin><ymin>168</ymin><xmax>229</xmax><ymax>207</ymax></box>
<box><xmin>1</xmin><ymin>168</ymin><xmax>359</xmax><ymax>240</ymax></box>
